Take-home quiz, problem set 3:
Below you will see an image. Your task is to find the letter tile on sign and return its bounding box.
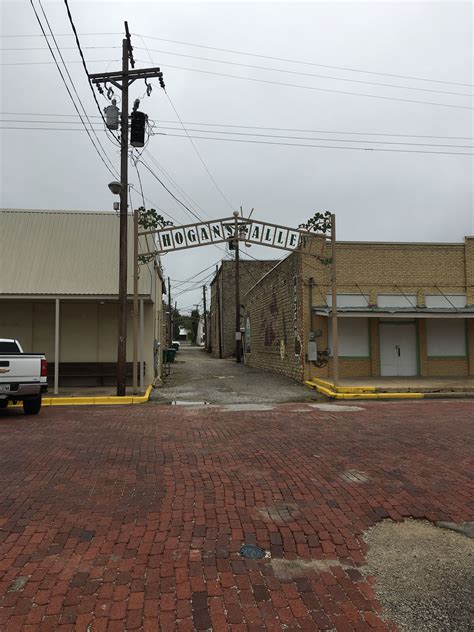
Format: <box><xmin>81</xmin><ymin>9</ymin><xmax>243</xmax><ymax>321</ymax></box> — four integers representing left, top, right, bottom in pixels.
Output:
<box><xmin>158</xmin><ymin>230</ymin><xmax>173</xmax><ymax>251</ymax></box>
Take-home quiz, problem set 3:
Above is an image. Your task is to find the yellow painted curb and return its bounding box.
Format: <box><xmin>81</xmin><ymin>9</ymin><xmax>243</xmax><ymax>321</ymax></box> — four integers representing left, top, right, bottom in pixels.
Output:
<box><xmin>8</xmin><ymin>384</ymin><xmax>153</xmax><ymax>407</ymax></box>
<box><xmin>309</xmin><ymin>377</ymin><xmax>376</xmax><ymax>393</ymax></box>
<box><xmin>304</xmin><ymin>380</ymin><xmax>424</xmax><ymax>400</ymax></box>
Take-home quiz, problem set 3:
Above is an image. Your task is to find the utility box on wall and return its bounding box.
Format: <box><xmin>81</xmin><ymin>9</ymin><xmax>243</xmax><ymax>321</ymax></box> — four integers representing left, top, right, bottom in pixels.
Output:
<box><xmin>307</xmin><ymin>340</ymin><xmax>318</xmax><ymax>362</ymax></box>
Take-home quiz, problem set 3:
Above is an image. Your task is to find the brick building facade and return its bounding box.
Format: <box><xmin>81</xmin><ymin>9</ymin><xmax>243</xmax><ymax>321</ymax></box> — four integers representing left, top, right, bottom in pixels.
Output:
<box><xmin>210</xmin><ymin>260</ymin><xmax>277</xmax><ymax>358</ymax></box>
<box><xmin>243</xmin><ymin>236</ymin><xmax>474</xmax><ymax>382</ymax></box>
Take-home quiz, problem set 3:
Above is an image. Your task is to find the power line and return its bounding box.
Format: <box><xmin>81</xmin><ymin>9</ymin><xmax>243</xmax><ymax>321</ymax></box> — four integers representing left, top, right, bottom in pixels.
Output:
<box><xmin>0</xmin><ymin>59</ymin><xmax>120</xmax><ymax>65</ymax></box>
<box><xmin>2</xmin><ymin>124</ymin><xmax>472</xmax><ymax>155</ymax></box>
<box><xmin>165</xmin><ymin>90</ymin><xmax>236</xmax><ymax>213</ymax></box>
<box><xmin>135</xmin><ymin>33</ymin><xmax>474</xmax><ymax>89</ymax></box>
<box><xmin>62</xmin><ymin>0</ymin><xmax>120</xmax><ymax>147</ymax></box>
<box><xmin>0</xmin><ymin>32</ymin><xmax>121</xmax><ymax>37</ymax></box>
<box><xmin>0</xmin><ymin>45</ymin><xmax>120</xmax><ymax>50</ymax></box>
<box><xmin>143</xmin><ymin>149</ymin><xmax>211</xmax><ymax>219</ymax></box>
<box><xmin>152</xmin><ymin>126</ymin><xmax>474</xmax><ymax>149</ymax></box>
<box><xmin>135</xmin><ymin>33</ymin><xmax>236</xmax><ymax>213</ymax></box>
<box><xmin>154</xmin><ymin>131</ymin><xmax>474</xmax><ymax>156</ymax></box>
<box><xmin>36</xmin><ymin>0</ymin><xmax>119</xmax><ymax>168</ymax></box>
<box><xmin>135</xmin><ymin>46</ymin><xmax>472</xmax><ymax>98</ymax></box>
<box><xmin>150</xmin><ymin>66</ymin><xmax>474</xmax><ymax>111</ymax></box>
<box><xmin>28</xmin><ymin>0</ymin><xmax>118</xmax><ymax>177</ymax></box>
<box><xmin>137</xmin><ymin>158</ymin><xmax>205</xmax><ymax>222</ymax></box>
<box><xmin>3</xmin><ymin>112</ymin><xmax>472</xmax><ymax>140</ymax></box>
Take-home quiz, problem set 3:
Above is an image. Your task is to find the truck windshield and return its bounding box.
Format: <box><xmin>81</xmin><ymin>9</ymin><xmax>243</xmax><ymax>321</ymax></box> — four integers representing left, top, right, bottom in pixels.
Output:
<box><xmin>0</xmin><ymin>341</ymin><xmax>20</xmax><ymax>353</ymax></box>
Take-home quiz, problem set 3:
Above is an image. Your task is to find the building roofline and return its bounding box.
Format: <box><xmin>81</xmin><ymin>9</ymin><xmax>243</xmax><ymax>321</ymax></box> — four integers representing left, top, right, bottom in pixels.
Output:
<box><xmin>0</xmin><ymin>208</ymin><xmax>124</xmax><ymax>216</ymax></box>
<box><xmin>336</xmin><ymin>239</ymin><xmax>469</xmax><ymax>246</ymax></box>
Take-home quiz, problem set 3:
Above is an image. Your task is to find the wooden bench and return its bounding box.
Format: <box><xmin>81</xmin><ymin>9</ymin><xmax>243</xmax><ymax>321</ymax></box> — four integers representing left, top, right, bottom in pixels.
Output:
<box><xmin>47</xmin><ymin>362</ymin><xmax>145</xmax><ymax>387</ymax></box>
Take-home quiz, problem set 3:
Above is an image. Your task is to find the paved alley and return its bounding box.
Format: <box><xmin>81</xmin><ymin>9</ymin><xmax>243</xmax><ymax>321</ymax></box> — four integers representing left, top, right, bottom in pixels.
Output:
<box><xmin>153</xmin><ymin>344</ymin><xmax>321</xmax><ymax>406</ymax></box>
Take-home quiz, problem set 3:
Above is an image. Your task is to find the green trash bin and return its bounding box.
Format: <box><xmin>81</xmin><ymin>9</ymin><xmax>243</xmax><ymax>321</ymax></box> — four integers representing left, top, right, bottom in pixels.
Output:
<box><xmin>164</xmin><ymin>348</ymin><xmax>177</xmax><ymax>363</ymax></box>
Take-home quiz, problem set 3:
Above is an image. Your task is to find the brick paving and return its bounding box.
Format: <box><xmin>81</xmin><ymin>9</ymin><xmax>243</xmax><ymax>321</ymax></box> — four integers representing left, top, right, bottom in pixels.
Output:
<box><xmin>0</xmin><ymin>401</ymin><xmax>472</xmax><ymax>631</ymax></box>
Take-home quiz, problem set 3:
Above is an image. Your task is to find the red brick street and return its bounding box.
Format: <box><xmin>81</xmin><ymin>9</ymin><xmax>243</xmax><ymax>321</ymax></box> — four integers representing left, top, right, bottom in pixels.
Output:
<box><xmin>0</xmin><ymin>401</ymin><xmax>472</xmax><ymax>631</ymax></box>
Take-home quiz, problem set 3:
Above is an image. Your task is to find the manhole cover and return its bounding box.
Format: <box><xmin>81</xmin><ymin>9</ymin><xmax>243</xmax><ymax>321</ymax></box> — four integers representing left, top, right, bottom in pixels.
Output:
<box><xmin>239</xmin><ymin>544</ymin><xmax>266</xmax><ymax>560</ymax></box>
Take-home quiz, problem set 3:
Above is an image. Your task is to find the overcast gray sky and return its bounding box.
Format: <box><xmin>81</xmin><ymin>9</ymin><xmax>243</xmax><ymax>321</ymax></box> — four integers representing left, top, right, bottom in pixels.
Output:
<box><xmin>1</xmin><ymin>1</ymin><xmax>473</xmax><ymax>311</ymax></box>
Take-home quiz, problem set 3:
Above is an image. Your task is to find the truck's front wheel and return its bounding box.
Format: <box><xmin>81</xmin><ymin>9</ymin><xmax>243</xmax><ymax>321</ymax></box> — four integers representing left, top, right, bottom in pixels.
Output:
<box><xmin>23</xmin><ymin>396</ymin><xmax>42</xmax><ymax>415</ymax></box>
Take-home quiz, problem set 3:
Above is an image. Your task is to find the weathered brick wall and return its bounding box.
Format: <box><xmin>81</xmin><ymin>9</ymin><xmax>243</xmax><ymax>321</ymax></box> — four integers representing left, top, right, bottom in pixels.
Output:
<box><xmin>245</xmin><ymin>236</ymin><xmax>472</xmax><ymax>381</ymax></box>
<box><xmin>210</xmin><ymin>260</ymin><xmax>278</xmax><ymax>358</ymax></box>
<box><xmin>243</xmin><ymin>253</ymin><xmax>305</xmax><ymax>382</ymax></box>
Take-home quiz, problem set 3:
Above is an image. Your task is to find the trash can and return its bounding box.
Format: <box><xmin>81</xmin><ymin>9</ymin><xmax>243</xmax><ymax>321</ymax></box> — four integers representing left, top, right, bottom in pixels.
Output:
<box><xmin>163</xmin><ymin>348</ymin><xmax>177</xmax><ymax>363</ymax></box>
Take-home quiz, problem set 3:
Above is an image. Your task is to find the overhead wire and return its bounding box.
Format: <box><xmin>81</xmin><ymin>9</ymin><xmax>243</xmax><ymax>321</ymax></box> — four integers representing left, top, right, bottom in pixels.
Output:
<box><xmin>135</xmin><ymin>46</ymin><xmax>473</xmax><ymax>98</ymax></box>
<box><xmin>3</xmin><ymin>112</ymin><xmax>472</xmax><ymax>140</ymax></box>
<box><xmin>147</xmin><ymin>63</ymin><xmax>474</xmax><ymax>111</ymax></box>
<box><xmin>154</xmin><ymin>132</ymin><xmax>474</xmax><ymax>156</ymax></box>
<box><xmin>135</xmin><ymin>33</ymin><xmax>474</xmax><ymax>88</ymax></box>
<box><xmin>2</xmin><ymin>118</ymin><xmax>474</xmax><ymax>148</ymax></box>
<box><xmin>62</xmin><ymin>0</ymin><xmax>120</xmax><ymax>147</ymax></box>
<box><xmin>135</xmin><ymin>32</ymin><xmax>236</xmax><ymax>213</ymax></box>
<box><xmin>27</xmin><ymin>0</ymin><xmax>118</xmax><ymax>177</ymax></box>
<box><xmin>2</xmin><ymin>124</ymin><xmax>472</xmax><ymax>155</ymax></box>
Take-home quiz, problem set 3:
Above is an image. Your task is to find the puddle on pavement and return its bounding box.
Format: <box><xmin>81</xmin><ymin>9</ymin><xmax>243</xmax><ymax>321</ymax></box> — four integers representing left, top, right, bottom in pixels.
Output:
<box><xmin>310</xmin><ymin>403</ymin><xmax>365</xmax><ymax>412</ymax></box>
<box><xmin>222</xmin><ymin>403</ymin><xmax>275</xmax><ymax>412</ymax></box>
<box><xmin>159</xmin><ymin>400</ymin><xmax>212</xmax><ymax>406</ymax></box>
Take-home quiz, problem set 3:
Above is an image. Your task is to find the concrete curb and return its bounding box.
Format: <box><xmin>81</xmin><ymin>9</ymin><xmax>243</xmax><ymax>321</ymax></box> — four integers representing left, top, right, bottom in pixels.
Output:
<box><xmin>305</xmin><ymin>379</ymin><xmax>424</xmax><ymax>400</ymax></box>
<box><xmin>8</xmin><ymin>384</ymin><xmax>153</xmax><ymax>407</ymax></box>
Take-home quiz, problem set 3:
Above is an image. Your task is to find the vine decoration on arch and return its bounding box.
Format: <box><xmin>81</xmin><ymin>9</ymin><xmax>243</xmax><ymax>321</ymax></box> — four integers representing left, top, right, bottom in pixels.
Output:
<box><xmin>137</xmin><ymin>207</ymin><xmax>173</xmax><ymax>264</ymax></box>
<box><xmin>299</xmin><ymin>211</ymin><xmax>333</xmax><ymax>266</ymax></box>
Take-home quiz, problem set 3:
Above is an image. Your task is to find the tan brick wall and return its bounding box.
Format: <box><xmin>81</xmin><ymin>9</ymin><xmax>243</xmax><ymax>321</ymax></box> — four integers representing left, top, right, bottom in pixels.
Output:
<box><xmin>236</xmin><ymin>235</ymin><xmax>473</xmax><ymax>382</ymax></box>
<box><xmin>210</xmin><ymin>260</ymin><xmax>278</xmax><ymax>358</ymax></box>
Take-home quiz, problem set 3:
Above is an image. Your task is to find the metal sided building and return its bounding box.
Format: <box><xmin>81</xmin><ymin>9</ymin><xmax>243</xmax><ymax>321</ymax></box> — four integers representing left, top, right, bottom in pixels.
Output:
<box><xmin>0</xmin><ymin>209</ymin><xmax>165</xmax><ymax>390</ymax></box>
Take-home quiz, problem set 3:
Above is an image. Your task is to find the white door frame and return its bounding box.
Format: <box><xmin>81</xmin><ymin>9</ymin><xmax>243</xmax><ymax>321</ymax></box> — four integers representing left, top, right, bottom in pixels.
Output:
<box><xmin>379</xmin><ymin>321</ymin><xmax>419</xmax><ymax>376</ymax></box>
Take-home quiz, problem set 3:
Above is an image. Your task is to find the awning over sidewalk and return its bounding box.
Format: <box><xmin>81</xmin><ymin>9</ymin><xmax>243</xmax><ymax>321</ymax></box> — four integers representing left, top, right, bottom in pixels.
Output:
<box><xmin>313</xmin><ymin>306</ymin><xmax>474</xmax><ymax>318</ymax></box>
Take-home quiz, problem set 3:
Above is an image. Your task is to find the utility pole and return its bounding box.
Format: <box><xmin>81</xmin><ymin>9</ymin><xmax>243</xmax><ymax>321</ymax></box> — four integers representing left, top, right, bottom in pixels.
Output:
<box><xmin>216</xmin><ymin>264</ymin><xmax>223</xmax><ymax>359</ymax></box>
<box><xmin>330</xmin><ymin>213</ymin><xmax>339</xmax><ymax>387</ymax></box>
<box><xmin>89</xmin><ymin>22</ymin><xmax>166</xmax><ymax>396</ymax></box>
<box><xmin>132</xmin><ymin>207</ymin><xmax>139</xmax><ymax>394</ymax></box>
<box><xmin>116</xmin><ymin>35</ymin><xmax>129</xmax><ymax>396</ymax></box>
<box><xmin>233</xmin><ymin>211</ymin><xmax>242</xmax><ymax>363</ymax></box>
<box><xmin>167</xmin><ymin>277</ymin><xmax>172</xmax><ymax>347</ymax></box>
<box><xmin>203</xmin><ymin>285</ymin><xmax>208</xmax><ymax>351</ymax></box>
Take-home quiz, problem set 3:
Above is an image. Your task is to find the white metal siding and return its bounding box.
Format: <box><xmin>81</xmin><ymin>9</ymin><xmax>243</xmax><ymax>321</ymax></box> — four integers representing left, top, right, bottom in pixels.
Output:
<box><xmin>426</xmin><ymin>319</ymin><xmax>466</xmax><ymax>356</ymax></box>
<box><xmin>325</xmin><ymin>294</ymin><xmax>369</xmax><ymax>308</ymax></box>
<box><xmin>378</xmin><ymin>294</ymin><xmax>417</xmax><ymax>308</ymax></box>
<box><xmin>425</xmin><ymin>294</ymin><xmax>467</xmax><ymax>308</ymax></box>
<box><xmin>329</xmin><ymin>317</ymin><xmax>369</xmax><ymax>356</ymax></box>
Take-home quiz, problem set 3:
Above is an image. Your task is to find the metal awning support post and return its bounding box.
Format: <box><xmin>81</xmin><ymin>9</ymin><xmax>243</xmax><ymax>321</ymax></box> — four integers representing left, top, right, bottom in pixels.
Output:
<box><xmin>330</xmin><ymin>214</ymin><xmax>339</xmax><ymax>388</ymax></box>
<box><xmin>54</xmin><ymin>298</ymin><xmax>60</xmax><ymax>394</ymax></box>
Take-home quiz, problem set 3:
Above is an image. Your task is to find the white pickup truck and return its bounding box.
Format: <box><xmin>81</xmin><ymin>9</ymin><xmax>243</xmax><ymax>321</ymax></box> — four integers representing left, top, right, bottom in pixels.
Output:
<box><xmin>0</xmin><ymin>339</ymin><xmax>48</xmax><ymax>414</ymax></box>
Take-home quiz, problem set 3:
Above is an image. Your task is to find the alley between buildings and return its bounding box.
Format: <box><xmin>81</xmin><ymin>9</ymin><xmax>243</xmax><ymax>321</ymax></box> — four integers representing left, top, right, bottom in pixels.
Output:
<box><xmin>152</xmin><ymin>343</ymin><xmax>321</xmax><ymax>407</ymax></box>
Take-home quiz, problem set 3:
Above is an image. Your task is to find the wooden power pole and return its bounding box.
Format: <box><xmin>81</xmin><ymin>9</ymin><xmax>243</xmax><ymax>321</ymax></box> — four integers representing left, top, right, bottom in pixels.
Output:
<box><xmin>233</xmin><ymin>211</ymin><xmax>242</xmax><ymax>363</ymax></box>
<box><xmin>202</xmin><ymin>285</ymin><xmax>208</xmax><ymax>351</ymax></box>
<box><xmin>90</xmin><ymin>23</ymin><xmax>166</xmax><ymax>396</ymax></box>
<box><xmin>168</xmin><ymin>277</ymin><xmax>172</xmax><ymax>346</ymax></box>
<box><xmin>216</xmin><ymin>265</ymin><xmax>223</xmax><ymax>359</ymax></box>
<box><xmin>330</xmin><ymin>213</ymin><xmax>339</xmax><ymax>387</ymax></box>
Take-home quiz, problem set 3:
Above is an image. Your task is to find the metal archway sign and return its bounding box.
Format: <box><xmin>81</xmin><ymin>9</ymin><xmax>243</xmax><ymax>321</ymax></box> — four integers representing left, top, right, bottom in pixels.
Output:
<box><xmin>138</xmin><ymin>216</ymin><xmax>322</xmax><ymax>256</ymax></box>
